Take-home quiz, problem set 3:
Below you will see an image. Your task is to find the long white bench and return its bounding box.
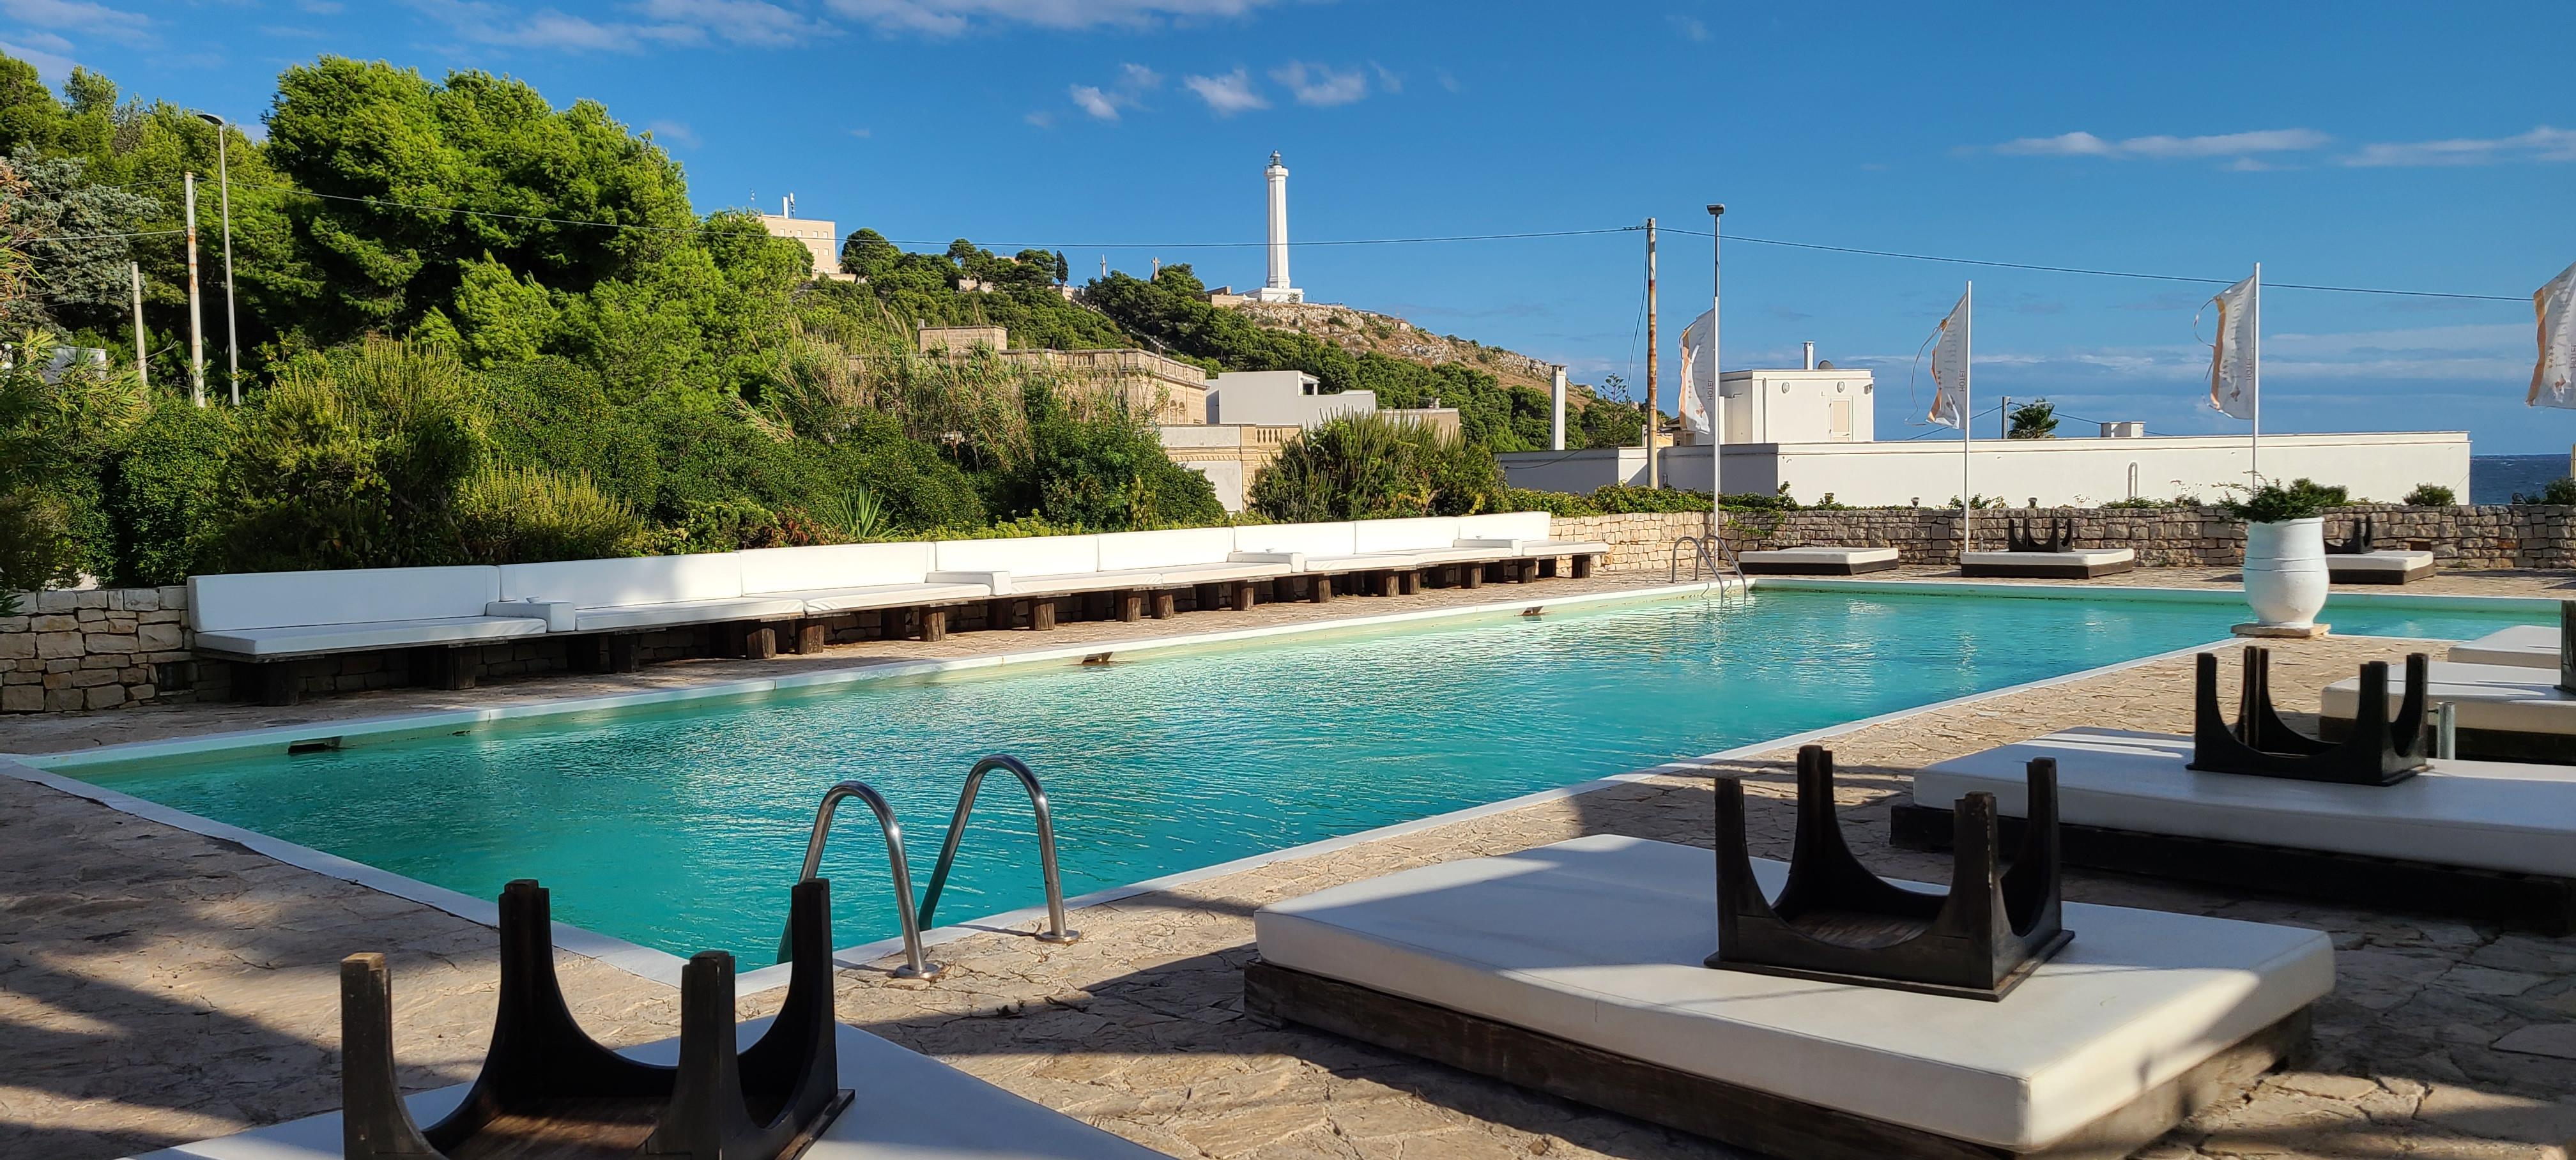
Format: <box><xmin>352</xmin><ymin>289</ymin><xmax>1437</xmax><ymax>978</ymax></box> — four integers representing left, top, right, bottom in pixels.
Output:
<box><xmin>1249</xmin><ymin>834</ymin><xmax>2330</xmax><ymax>1157</ymax></box>
<box><xmin>188</xmin><ymin>566</ymin><xmax>555</xmax><ymax>705</ymax></box>
<box><xmin>173</xmin><ymin>513</ymin><xmax>1600</xmax><ymax>687</ymax></box>
<box><xmin>1901</xmin><ymin>728</ymin><xmax>2576</xmax><ymax>931</ymax></box>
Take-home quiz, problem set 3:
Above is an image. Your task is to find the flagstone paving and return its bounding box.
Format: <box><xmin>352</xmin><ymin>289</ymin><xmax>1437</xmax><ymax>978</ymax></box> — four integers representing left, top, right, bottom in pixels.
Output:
<box><xmin>8</xmin><ymin>610</ymin><xmax>2576</xmax><ymax>1158</ymax></box>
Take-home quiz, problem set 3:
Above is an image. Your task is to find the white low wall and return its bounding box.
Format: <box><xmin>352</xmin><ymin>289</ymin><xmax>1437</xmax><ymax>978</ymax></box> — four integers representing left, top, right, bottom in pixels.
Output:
<box><xmin>1501</xmin><ymin>431</ymin><xmax>2471</xmax><ymax>507</ymax></box>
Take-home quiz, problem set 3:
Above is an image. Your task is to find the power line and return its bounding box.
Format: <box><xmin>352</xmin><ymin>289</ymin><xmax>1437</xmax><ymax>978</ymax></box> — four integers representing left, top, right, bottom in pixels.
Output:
<box><xmin>1659</xmin><ymin>225</ymin><xmax>2526</xmax><ymax>303</ymax></box>
<box><xmin>887</xmin><ymin>227</ymin><xmax>1642</xmax><ymax>250</ymax></box>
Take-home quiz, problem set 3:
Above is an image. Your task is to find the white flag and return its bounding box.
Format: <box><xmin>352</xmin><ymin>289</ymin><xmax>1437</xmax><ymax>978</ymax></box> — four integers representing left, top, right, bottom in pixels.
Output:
<box><xmin>1926</xmin><ymin>289</ymin><xmax>1969</xmax><ymax>429</ymax></box>
<box><xmin>2531</xmin><ymin>260</ymin><xmax>2576</xmax><ymax>409</ymax></box>
<box><xmin>1676</xmin><ymin>308</ymin><xmax>1716</xmax><ymax>436</ymax></box>
<box><xmin>2208</xmin><ymin>271</ymin><xmax>2258</xmax><ymax>420</ymax></box>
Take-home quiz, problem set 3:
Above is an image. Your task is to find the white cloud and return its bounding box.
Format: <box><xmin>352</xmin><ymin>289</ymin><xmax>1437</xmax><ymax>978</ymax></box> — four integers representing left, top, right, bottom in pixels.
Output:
<box><xmin>1069</xmin><ymin>84</ymin><xmax>1119</xmax><ymax>119</ymax></box>
<box><xmin>646</xmin><ymin>118</ymin><xmax>698</xmax><ymax>147</ymax></box>
<box><xmin>848</xmin><ymin>126</ymin><xmax>872</xmax><ymax>138</ymax></box>
<box><xmin>297</xmin><ymin>0</ymin><xmax>346</xmax><ymax>11</ymax></box>
<box><xmin>1270</xmin><ymin>60</ymin><xmax>1365</xmax><ymax>107</ymax></box>
<box><xmin>1668</xmin><ymin>13</ymin><xmax>1708</xmax><ymax>41</ymax></box>
<box><xmin>0</xmin><ymin>0</ymin><xmax>149</xmax><ymax>45</ymax></box>
<box><xmin>10</xmin><ymin>27</ymin><xmax>66</xmax><ymax>52</ymax></box>
<box><xmin>627</xmin><ymin>0</ymin><xmax>837</xmax><ymax>47</ymax></box>
<box><xmin>824</xmin><ymin>0</ymin><xmax>1274</xmax><ymax>36</ymax></box>
<box><xmin>1183</xmin><ymin>67</ymin><xmax>1266</xmax><ymax>116</ymax></box>
<box><xmin>0</xmin><ymin>36</ymin><xmax>72</xmax><ymax>82</ymax></box>
<box><xmin>1989</xmin><ymin>128</ymin><xmax>2329</xmax><ymax>160</ymax></box>
<box><xmin>2342</xmin><ymin>126</ymin><xmax>2576</xmax><ymax>167</ymax></box>
<box><xmin>1369</xmin><ymin>61</ymin><xmax>1400</xmax><ymax>94</ymax></box>
<box><xmin>1066</xmin><ymin>62</ymin><xmax>1160</xmax><ymax>121</ymax></box>
<box><xmin>1436</xmin><ymin>68</ymin><xmax>1461</xmax><ymax>93</ymax></box>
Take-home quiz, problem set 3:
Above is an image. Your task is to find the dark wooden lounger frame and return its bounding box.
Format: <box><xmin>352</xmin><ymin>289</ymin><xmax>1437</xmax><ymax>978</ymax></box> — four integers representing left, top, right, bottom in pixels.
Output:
<box><xmin>1740</xmin><ymin>556</ymin><xmax>1901</xmax><ymax>577</ymax></box>
<box><xmin>1889</xmin><ymin>804</ymin><xmax>2576</xmax><ymax>935</ymax></box>
<box><xmin>2324</xmin><ymin>559</ymin><xmax>2434</xmax><ymax>586</ymax></box>
<box><xmin>1245</xmin><ymin>958</ymin><xmax>2310</xmax><ymax>1160</ymax></box>
<box><xmin>1959</xmin><ymin>555</ymin><xmax>2138</xmax><ymax>580</ymax></box>
<box><xmin>2317</xmin><ymin>715</ymin><xmax>2576</xmax><ymax>766</ymax></box>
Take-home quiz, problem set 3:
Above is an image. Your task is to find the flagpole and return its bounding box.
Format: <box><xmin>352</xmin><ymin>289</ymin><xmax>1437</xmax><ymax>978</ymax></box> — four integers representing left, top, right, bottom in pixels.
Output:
<box><xmin>2250</xmin><ymin>261</ymin><xmax>2262</xmax><ymax>486</ymax></box>
<box><xmin>1708</xmin><ymin>204</ymin><xmax>1724</xmax><ymax>535</ymax></box>
<box><xmin>1962</xmin><ymin>280</ymin><xmax>1974</xmax><ymax>561</ymax></box>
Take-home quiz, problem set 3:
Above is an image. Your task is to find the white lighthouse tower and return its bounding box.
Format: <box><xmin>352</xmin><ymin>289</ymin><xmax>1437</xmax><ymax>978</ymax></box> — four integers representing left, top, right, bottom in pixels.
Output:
<box><xmin>1255</xmin><ymin>150</ymin><xmax>1303</xmax><ymax>303</ymax></box>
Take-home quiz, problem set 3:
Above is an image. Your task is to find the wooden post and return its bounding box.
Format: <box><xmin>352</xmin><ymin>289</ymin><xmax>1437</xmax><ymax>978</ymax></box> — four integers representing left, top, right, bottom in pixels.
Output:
<box><xmin>988</xmin><ymin>599</ymin><xmax>1015</xmax><ymax>631</ymax></box>
<box><xmin>256</xmin><ymin>662</ymin><xmax>300</xmax><ymax>706</ymax></box>
<box><xmin>1399</xmin><ymin>570</ymin><xmax>1421</xmax><ymax>595</ymax></box>
<box><xmin>1270</xmin><ymin>576</ymin><xmax>1294</xmax><ymax>603</ymax></box>
<box><xmin>1117</xmin><ymin>591</ymin><xmax>1142</xmax><ymax>623</ymax></box>
<box><xmin>1031</xmin><ymin>599</ymin><xmax>1058</xmax><ymax>630</ymax></box>
<box><xmin>1194</xmin><ymin>582</ymin><xmax>1222</xmax><ymax>611</ymax></box>
<box><xmin>1310</xmin><ymin>575</ymin><xmax>1334</xmax><ymax>603</ymax></box>
<box><xmin>1375</xmin><ymin>572</ymin><xmax>1399</xmax><ymax>598</ymax></box>
<box><xmin>1573</xmin><ymin>554</ymin><xmax>1595</xmax><ymax>579</ymax></box>
<box><xmin>608</xmin><ymin>635</ymin><xmax>640</xmax><ymax>673</ymax></box>
<box><xmin>435</xmin><ymin>646</ymin><xmax>480</xmax><ymax>690</ymax></box>
<box><xmin>1462</xmin><ymin>563</ymin><xmax>1483</xmax><ymax>589</ymax></box>
<box><xmin>1152</xmin><ymin>591</ymin><xmax>1177</xmax><ymax>618</ymax></box>
<box><xmin>920</xmin><ymin>607</ymin><xmax>948</xmax><ymax>641</ymax></box>
<box><xmin>1232</xmin><ymin>581</ymin><xmax>1258</xmax><ymax>611</ymax></box>
<box><xmin>796</xmin><ymin>620</ymin><xmax>827</xmax><ymax>653</ymax></box>
<box><xmin>741</xmin><ymin>624</ymin><xmax>778</xmax><ymax>660</ymax></box>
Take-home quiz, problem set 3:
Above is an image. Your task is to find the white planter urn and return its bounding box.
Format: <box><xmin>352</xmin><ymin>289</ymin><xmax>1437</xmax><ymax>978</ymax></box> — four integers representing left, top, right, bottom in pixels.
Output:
<box><xmin>2241</xmin><ymin>517</ymin><xmax>2329</xmax><ymax>628</ymax></box>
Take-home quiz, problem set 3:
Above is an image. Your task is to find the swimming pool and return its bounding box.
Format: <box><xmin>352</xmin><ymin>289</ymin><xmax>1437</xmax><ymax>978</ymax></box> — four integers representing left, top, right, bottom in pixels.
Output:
<box><xmin>47</xmin><ymin>586</ymin><xmax>2540</xmax><ymax>962</ymax></box>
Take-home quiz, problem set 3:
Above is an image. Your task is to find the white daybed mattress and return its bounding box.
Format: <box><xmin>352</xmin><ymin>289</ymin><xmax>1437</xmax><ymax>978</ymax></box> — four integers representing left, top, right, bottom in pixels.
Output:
<box><xmin>2449</xmin><ymin>623</ymin><xmax>2558</xmax><ymax>670</ymax></box>
<box><xmin>1254</xmin><ymin>834</ymin><xmax>2331</xmax><ymax>1152</ymax></box>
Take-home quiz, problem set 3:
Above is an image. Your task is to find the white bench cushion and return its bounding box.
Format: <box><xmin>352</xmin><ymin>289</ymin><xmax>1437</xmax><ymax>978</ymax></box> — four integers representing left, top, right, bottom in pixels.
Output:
<box><xmin>1234</xmin><ymin>521</ymin><xmax>1359</xmax><ymax>560</ymax></box>
<box><xmin>1959</xmin><ymin>549</ymin><xmax>2135</xmax><ymax>567</ymax></box>
<box><xmin>933</xmin><ymin>535</ymin><xmax>1101</xmax><ymax>579</ymax></box>
<box><xmin>1301</xmin><ymin>551</ymin><xmax>1439</xmax><ymax>572</ymax></box>
<box><xmin>498</xmin><ymin>554</ymin><xmax>747</xmax><ymax>609</ymax></box>
<box><xmin>188</xmin><ymin>566</ymin><xmax>502</xmax><ymax>632</ymax></box>
<box><xmin>1006</xmin><ymin>566</ymin><xmax>1166</xmax><ymax>595</ymax></box>
<box><xmin>2327</xmin><ymin>549</ymin><xmax>2435</xmax><ymax>573</ymax></box>
<box><xmin>1742</xmin><ymin>547</ymin><xmax>1900</xmax><ymax>565</ymax></box>
<box><xmin>739</xmin><ymin>542</ymin><xmax>934</xmax><ymax>593</ymax></box>
<box><xmin>571</xmin><ymin>596</ymin><xmax>807</xmax><ymax>632</ymax></box>
<box><xmin>1255</xmin><ymin>834</ymin><xmax>2330</xmax><ymax>1151</ymax></box>
<box><xmin>195</xmin><ymin>615</ymin><xmax>549</xmax><ymax>659</ymax></box>
<box><xmin>1153</xmin><ymin>560</ymin><xmax>1297</xmax><ymax>584</ymax></box>
<box><xmin>1096</xmin><ymin>527</ymin><xmax>1235</xmax><ymax>571</ymax></box>
<box><xmin>2322</xmin><ymin>660</ymin><xmax>2576</xmax><ymax>737</ymax></box>
<box><xmin>1503</xmin><ymin>537</ymin><xmax>1612</xmax><ymax>558</ymax></box>
<box><xmin>1916</xmin><ymin>728</ymin><xmax>2576</xmax><ymax>878</ymax></box>
<box><xmin>2450</xmin><ymin>624</ymin><xmax>2558</xmax><ymax>669</ymax></box>
<box><xmin>1455</xmin><ymin>511</ymin><xmax>1552</xmax><ymax>543</ymax></box>
<box><xmin>760</xmin><ymin>581</ymin><xmax>994</xmax><ymax>615</ymax></box>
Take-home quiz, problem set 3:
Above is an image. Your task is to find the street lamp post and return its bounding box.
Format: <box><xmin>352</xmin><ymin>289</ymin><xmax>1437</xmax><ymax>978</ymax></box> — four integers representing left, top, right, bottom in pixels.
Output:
<box><xmin>194</xmin><ymin>112</ymin><xmax>238</xmax><ymax>404</ymax></box>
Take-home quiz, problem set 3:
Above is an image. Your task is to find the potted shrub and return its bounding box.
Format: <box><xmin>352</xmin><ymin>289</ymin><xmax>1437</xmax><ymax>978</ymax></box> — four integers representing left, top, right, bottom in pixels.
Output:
<box><xmin>2221</xmin><ymin>479</ymin><xmax>2345</xmax><ymax>628</ymax></box>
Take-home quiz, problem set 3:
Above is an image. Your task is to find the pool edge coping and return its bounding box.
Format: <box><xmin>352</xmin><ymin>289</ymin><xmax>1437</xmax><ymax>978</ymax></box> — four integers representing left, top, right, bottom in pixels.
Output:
<box><xmin>0</xmin><ymin>576</ymin><xmax>2518</xmax><ymax>994</ymax></box>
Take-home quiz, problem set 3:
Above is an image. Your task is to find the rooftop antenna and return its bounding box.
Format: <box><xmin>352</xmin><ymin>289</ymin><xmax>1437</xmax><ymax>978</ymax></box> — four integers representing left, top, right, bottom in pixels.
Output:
<box><xmin>1099</xmin><ymin>254</ymin><xmax>1108</xmax><ymax>278</ymax></box>
<box><xmin>783</xmin><ymin>193</ymin><xmax>795</xmax><ymax>219</ymax></box>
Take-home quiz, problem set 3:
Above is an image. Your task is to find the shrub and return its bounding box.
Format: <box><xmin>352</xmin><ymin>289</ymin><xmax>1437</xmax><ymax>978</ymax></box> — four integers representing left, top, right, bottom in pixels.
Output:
<box><xmin>2100</xmin><ymin>495</ymin><xmax>2200</xmax><ymax>510</ymax></box>
<box><xmin>1496</xmin><ymin>487</ymin><xmax>1600</xmax><ymax>517</ymax></box>
<box><xmin>2513</xmin><ymin>478</ymin><xmax>2576</xmax><ymax>506</ymax></box>
<box><xmin>1013</xmin><ymin>385</ymin><xmax>1225</xmax><ymax>531</ymax></box>
<box><xmin>1588</xmin><ymin>484</ymin><xmax>1716</xmax><ymax>514</ymax></box>
<box><xmin>103</xmin><ymin>402</ymin><xmax>233</xmax><ymax>584</ymax></box>
<box><xmin>455</xmin><ymin>464</ymin><xmax>647</xmax><ymax>563</ymax></box>
<box><xmin>2402</xmin><ymin>483</ymin><xmax>2458</xmax><ymax>507</ymax></box>
<box><xmin>2220</xmin><ymin>478</ymin><xmax>2347</xmax><ymax>523</ymax></box>
<box><xmin>809</xmin><ymin>485</ymin><xmax>888</xmax><ymax>542</ymax></box>
<box><xmin>1249</xmin><ymin>411</ymin><xmax>1505</xmax><ymax>522</ymax></box>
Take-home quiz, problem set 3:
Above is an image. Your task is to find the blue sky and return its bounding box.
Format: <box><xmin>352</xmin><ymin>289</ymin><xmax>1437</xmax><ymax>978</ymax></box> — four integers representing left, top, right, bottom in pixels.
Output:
<box><xmin>9</xmin><ymin>1</ymin><xmax>2574</xmax><ymax>451</ymax></box>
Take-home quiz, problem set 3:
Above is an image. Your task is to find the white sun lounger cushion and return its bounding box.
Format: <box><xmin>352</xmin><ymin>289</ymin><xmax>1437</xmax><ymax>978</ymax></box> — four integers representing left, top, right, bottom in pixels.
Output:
<box><xmin>194</xmin><ymin>615</ymin><xmax>551</xmax><ymax>659</ymax></box>
<box><xmin>2447</xmin><ymin>624</ymin><xmax>2557</xmax><ymax>670</ymax></box>
<box><xmin>1915</xmin><ymin>728</ymin><xmax>2576</xmax><ymax>877</ymax></box>
<box><xmin>1255</xmin><ymin>834</ymin><xmax>2330</xmax><ymax>1151</ymax></box>
<box><xmin>2322</xmin><ymin>660</ymin><xmax>2576</xmax><ymax>737</ymax></box>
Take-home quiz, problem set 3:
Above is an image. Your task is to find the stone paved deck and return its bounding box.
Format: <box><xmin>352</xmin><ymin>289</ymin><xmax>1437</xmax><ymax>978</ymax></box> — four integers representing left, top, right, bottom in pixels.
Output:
<box><xmin>8</xmin><ymin>579</ymin><xmax>2576</xmax><ymax>1159</ymax></box>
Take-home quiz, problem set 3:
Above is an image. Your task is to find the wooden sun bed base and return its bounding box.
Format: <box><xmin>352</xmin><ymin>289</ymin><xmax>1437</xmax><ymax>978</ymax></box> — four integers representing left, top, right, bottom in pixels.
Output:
<box><xmin>1959</xmin><ymin>557</ymin><xmax>2138</xmax><ymax>579</ymax></box>
<box><xmin>1243</xmin><ymin>959</ymin><xmax>2309</xmax><ymax>1160</ymax></box>
<box><xmin>1889</xmin><ymin>804</ymin><xmax>2576</xmax><ymax>935</ymax></box>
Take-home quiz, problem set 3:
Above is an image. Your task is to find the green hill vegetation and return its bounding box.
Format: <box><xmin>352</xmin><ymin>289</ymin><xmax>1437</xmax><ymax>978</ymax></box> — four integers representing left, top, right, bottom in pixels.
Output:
<box><xmin>0</xmin><ymin>51</ymin><xmax>1637</xmax><ymax>597</ymax></box>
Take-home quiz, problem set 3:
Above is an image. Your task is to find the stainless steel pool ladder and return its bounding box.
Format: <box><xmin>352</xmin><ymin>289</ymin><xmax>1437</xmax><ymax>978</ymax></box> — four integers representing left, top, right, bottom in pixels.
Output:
<box><xmin>782</xmin><ymin>754</ymin><xmax>1078</xmax><ymax>979</ymax></box>
<box><xmin>917</xmin><ymin>754</ymin><xmax>1079</xmax><ymax>945</ymax></box>
<box><xmin>1670</xmin><ymin>534</ymin><xmax>1748</xmax><ymax>599</ymax></box>
<box><xmin>783</xmin><ymin>779</ymin><xmax>941</xmax><ymax>979</ymax></box>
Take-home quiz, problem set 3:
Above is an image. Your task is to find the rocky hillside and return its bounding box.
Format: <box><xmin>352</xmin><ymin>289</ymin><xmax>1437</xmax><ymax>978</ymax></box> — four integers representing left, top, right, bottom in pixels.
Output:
<box><xmin>1225</xmin><ymin>300</ymin><xmax>1561</xmax><ymax>395</ymax></box>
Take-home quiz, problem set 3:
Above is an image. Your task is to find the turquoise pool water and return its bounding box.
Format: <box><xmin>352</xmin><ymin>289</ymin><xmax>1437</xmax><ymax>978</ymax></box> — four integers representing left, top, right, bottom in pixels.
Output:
<box><xmin>66</xmin><ymin>588</ymin><xmax>2539</xmax><ymax>961</ymax></box>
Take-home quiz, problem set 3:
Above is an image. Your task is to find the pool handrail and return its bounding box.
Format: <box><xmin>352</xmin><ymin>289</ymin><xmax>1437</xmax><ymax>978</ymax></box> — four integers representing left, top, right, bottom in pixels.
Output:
<box><xmin>916</xmin><ymin>754</ymin><xmax>1079</xmax><ymax>944</ymax></box>
<box><xmin>783</xmin><ymin>779</ymin><xmax>940</xmax><ymax>979</ymax></box>
<box><xmin>1671</xmin><ymin>534</ymin><xmax>1748</xmax><ymax>597</ymax></box>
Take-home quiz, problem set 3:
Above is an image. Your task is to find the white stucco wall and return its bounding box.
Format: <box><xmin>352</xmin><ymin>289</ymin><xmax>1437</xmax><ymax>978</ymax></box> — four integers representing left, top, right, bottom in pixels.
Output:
<box><xmin>1503</xmin><ymin>431</ymin><xmax>2471</xmax><ymax>507</ymax></box>
<box><xmin>1719</xmin><ymin>369</ymin><xmax>1874</xmax><ymax>445</ymax></box>
<box><xmin>1209</xmin><ymin>370</ymin><xmax>1376</xmax><ymax>428</ymax></box>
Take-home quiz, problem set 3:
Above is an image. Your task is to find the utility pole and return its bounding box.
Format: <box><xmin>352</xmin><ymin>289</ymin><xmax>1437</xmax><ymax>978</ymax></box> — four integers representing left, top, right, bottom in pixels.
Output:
<box><xmin>128</xmin><ymin>261</ymin><xmax>146</xmax><ymax>390</ymax></box>
<box><xmin>1998</xmin><ymin>395</ymin><xmax>2011</xmax><ymax>439</ymax></box>
<box><xmin>1644</xmin><ymin>217</ymin><xmax>1659</xmax><ymax>489</ymax></box>
<box><xmin>195</xmin><ymin>113</ymin><xmax>240</xmax><ymax>404</ymax></box>
<box><xmin>183</xmin><ymin>171</ymin><xmax>204</xmax><ymax>407</ymax></box>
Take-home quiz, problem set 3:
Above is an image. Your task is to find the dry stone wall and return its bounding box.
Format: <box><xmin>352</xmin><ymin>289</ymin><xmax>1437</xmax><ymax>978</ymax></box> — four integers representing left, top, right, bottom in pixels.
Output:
<box><xmin>1555</xmin><ymin>504</ymin><xmax>2576</xmax><ymax>572</ymax></box>
<box><xmin>0</xmin><ymin>587</ymin><xmax>201</xmax><ymax>713</ymax></box>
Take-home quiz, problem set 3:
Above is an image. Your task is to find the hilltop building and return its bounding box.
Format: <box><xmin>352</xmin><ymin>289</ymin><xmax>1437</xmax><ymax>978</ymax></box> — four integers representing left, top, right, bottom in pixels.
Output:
<box><xmin>918</xmin><ymin>324</ymin><xmax>1457</xmax><ymax>509</ymax></box>
<box><xmin>1498</xmin><ymin>344</ymin><xmax>2467</xmax><ymax>505</ymax></box>
<box><xmin>758</xmin><ymin>196</ymin><xmax>851</xmax><ymax>280</ymax></box>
